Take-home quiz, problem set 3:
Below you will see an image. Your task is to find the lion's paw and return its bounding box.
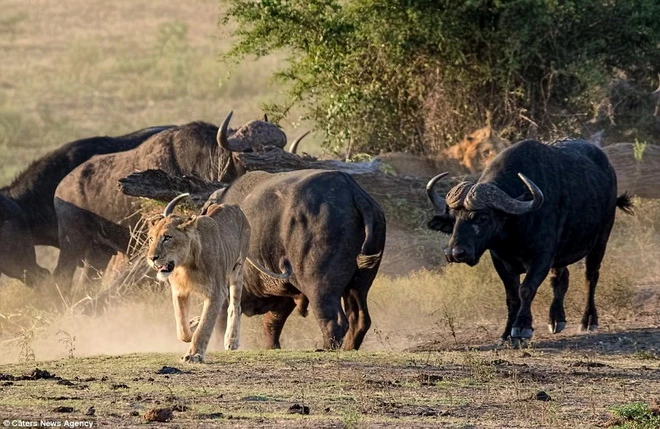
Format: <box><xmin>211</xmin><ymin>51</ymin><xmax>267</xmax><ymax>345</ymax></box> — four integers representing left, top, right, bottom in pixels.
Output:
<box><xmin>182</xmin><ymin>353</ymin><xmax>204</xmax><ymax>363</ymax></box>
<box><xmin>225</xmin><ymin>338</ymin><xmax>240</xmax><ymax>350</ymax></box>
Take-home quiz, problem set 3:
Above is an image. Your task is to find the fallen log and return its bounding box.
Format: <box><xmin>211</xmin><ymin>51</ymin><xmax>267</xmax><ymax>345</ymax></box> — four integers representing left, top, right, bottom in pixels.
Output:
<box><xmin>118</xmin><ymin>168</ymin><xmax>226</xmax><ymax>204</ymax></box>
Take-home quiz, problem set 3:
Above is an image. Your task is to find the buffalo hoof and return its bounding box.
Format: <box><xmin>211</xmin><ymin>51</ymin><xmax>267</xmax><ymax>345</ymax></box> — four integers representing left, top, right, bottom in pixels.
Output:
<box><xmin>182</xmin><ymin>353</ymin><xmax>204</xmax><ymax>364</ymax></box>
<box><xmin>548</xmin><ymin>321</ymin><xmax>566</xmax><ymax>334</ymax></box>
<box><xmin>510</xmin><ymin>327</ymin><xmax>533</xmax><ymax>339</ymax></box>
<box><xmin>510</xmin><ymin>337</ymin><xmax>529</xmax><ymax>349</ymax></box>
<box><xmin>579</xmin><ymin>324</ymin><xmax>599</xmax><ymax>333</ymax></box>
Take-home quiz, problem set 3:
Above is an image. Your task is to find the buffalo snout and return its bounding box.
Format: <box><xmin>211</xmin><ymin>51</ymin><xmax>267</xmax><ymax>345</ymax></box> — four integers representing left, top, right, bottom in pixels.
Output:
<box><xmin>444</xmin><ymin>245</ymin><xmax>477</xmax><ymax>265</ymax></box>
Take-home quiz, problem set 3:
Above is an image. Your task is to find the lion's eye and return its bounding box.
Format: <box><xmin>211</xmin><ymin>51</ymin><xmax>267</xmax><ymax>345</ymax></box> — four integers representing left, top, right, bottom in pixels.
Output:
<box><xmin>148</xmin><ymin>237</ymin><xmax>154</xmax><ymax>243</ymax></box>
<box><xmin>163</xmin><ymin>235</ymin><xmax>172</xmax><ymax>242</ymax></box>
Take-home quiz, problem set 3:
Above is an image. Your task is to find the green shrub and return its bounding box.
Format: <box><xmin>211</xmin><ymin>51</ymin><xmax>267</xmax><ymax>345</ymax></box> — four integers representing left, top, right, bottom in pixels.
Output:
<box><xmin>222</xmin><ymin>0</ymin><xmax>660</xmax><ymax>154</ymax></box>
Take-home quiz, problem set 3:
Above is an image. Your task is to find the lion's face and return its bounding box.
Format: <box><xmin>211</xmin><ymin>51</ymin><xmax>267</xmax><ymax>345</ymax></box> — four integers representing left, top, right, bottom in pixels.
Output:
<box><xmin>147</xmin><ymin>216</ymin><xmax>193</xmax><ymax>282</ymax></box>
<box><xmin>454</xmin><ymin>127</ymin><xmax>511</xmax><ymax>173</ymax></box>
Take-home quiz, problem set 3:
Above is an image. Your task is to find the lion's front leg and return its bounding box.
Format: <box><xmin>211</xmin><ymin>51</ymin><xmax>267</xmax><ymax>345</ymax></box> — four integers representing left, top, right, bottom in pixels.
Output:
<box><xmin>184</xmin><ymin>290</ymin><xmax>223</xmax><ymax>363</ymax></box>
<box><xmin>172</xmin><ymin>285</ymin><xmax>192</xmax><ymax>343</ymax></box>
<box><xmin>224</xmin><ymin>263</ymin><xmax>244</xmax><ymax>350</ymax></box>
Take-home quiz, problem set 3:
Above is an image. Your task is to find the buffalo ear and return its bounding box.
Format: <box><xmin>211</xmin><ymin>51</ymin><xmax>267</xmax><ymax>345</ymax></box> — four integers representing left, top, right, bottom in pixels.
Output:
<box><xmin>177</xmin><ymin>215</ymin><xmax>198</xmax><ymax>231</ymax></box>
<box><xmin>427</xmin><ymin>213</ymin><xmax>455</xmax><ymax>234</ymax></box>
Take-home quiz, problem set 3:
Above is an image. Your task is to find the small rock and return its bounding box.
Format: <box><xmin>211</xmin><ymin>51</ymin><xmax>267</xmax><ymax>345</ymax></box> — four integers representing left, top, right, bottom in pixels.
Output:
<box><xmin>53</xmin><ymin>406</ymin><xmax>74</xmax><ymax>413</ymax></box>
<box><xmin>287</xmin><ymin>403</ymin><xmax>310</xmax><ymax>415</ymax></box>
<box><xmin>2</xmin><ymin>381</ymin><xmax>14</xmax><ymax>386</ymax></box>
<box><xmin>29</xmin><ymin>368</ymin><xmax>55</xmax><ymax>380</ymax></box>
<box><xmin>130</xmin><ymin>411</ymin><xmax>140</xmax><ymax>417</ymax></box>
<box><xmin>57</xmin><ymin>379</ymin><xmax>74</xmax><ymax>386</ymax></box>
<box><xmin>649</xmin><ymin>399</ymin><xmax>660</xmax><ymax>416</ymax></box>
<box><xmin>157</xmin><ymin>366</ymin><xmax>184</xmax><ymax>375</ymax></box>
<box><xmin>197</xmin><ymin>412</ymin><xmax>224</xmax><ymax>419</ymax></box>
<box><xmin>520</xmin><ymin>352</ymin><xmax>532</xmax><ymax>358</ymax></box>
<box><xmin>534</xmin><ymin>391</ymin><xmax>552</xmax><ymax>401</ymax></box>
<box><xmin>172</xmin><ymin>404</ymin><xmax>189</xmax><ymax>412</ymax></box>
<box><xmin>85</xmin><ymin>406</ymin><xmax>95</xmax><ymax>416</ymax></box>
<box><xmin>417</xmin><ymin>373</ymin><xmax>443</xmax><ymax>385</ymax></box>
<box><xmin>111</xmin><ymin>383</ymin><xmax>129</xmax><ymax>390</ymax></box>
<box><xmin>144</xmin><ymin>407</ymin><xmax>173</xmax><ymax>422</ymax></box>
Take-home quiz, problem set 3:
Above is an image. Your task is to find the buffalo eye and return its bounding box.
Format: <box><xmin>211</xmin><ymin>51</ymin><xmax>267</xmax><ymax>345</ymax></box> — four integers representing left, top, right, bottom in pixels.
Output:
<box><xmin>469</xmin><ymin>211</ymin><xmax>489</xmax><ymax>224</ymax></box>
<box><xmin>163</xmin><ymin>235</ymin><xmax>172</xmax><ymax>242</ymax></box>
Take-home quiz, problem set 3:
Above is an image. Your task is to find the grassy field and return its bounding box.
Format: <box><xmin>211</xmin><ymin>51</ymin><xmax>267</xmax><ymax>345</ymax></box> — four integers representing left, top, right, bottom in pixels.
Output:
<box><xmin>0</xmin><ymin>0</ymin><xmax>321</xmax><ymax>186</ymax></box>
<box><xmin>1</xmin><ymin>1</ymin><xmax>660</xmax><ymax>428</ymax></box>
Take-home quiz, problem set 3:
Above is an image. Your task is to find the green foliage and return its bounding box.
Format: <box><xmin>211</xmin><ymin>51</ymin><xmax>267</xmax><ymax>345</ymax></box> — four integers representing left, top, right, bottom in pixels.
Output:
<box><xmin>223</xmin><ymin>0</ymin><xmax>660</xmax><ymax>154</ymax></box>
<box><xmin>608</xmin><ymin>402</ymin><xmax>660</xmax><ymax>429</ymax></box>
<box><xmin>633</xmin><ymin>139</ymin><xmax>647</xmax><ymax>162</ymax></box>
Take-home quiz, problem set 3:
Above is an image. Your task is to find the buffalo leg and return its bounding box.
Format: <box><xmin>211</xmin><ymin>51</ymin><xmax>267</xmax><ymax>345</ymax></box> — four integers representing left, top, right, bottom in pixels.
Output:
<box><xmin>309</xmin><ymin>291</ymin><xmax>348</xmax><ymax>350</ymax></box>
<box><xmin>581</xmin><ymin>225</ymin><xmax>613</xmax><ymax>331</ymax></box>
<box><xmin>548</xmin><ymin>267</ymin><xmax>569</xmax><ymax>334</ymax></box>
<box><xmin>511</xmin><ymin>258</ymin><xmax>552</xmax><ymax>341</ymax></box>
<box><xmin>491</xmin><ymin>254</ymin><xmax>521</xmax><ymax>343</ymax></box>
<box><xmin>53</xmin><ymin>243</ymin><xmax>86</xmax><ymax>296</ymax></box>
<box><xmin>342</xmin><ymin>287</ymin><xmax>372</xmax><ymax>351</ymax></box>
<box><xmin>77</xmin><ymin>248</ymin><xmax>113</xmax><ymax>292</ymax></box>
<box><xmin>262</xmin><ymin>297</ymin><xmax>296</xmax><ymax>349</ymax></box>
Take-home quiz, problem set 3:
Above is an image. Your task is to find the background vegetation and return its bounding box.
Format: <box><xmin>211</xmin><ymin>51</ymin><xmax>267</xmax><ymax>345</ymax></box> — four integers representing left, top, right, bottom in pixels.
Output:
<box><xmin>224</xmin><ymin>0</ymin><xmax>660</xmax><ymax>155</ymax></box>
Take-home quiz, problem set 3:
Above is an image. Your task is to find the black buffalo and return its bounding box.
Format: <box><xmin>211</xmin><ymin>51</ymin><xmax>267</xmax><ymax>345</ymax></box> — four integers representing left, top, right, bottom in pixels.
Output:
<box><xmin>0</xmin><ymin>125</ymin><xmax>172</xmax><ymax>287</ymax></box>
<box><xmin>202</xmin><ymin>169</ymin><xmax>386</xmax><ymax>350</ymax></box>
<box><xmin>53</xmin><ymin>113</ymin><xmax>306</xmax><ymax>293</ymax></box>
<box><xmin>426</xmin><ymin>139</ymin><xmax>633</xmax><ymax>345</ymax></box>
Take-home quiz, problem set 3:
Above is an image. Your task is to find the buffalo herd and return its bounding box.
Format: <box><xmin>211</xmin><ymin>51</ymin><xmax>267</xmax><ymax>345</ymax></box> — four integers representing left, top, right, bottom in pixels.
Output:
<box><xmin>0</xmin><ymin>110</ymin><xmax>635</xmax><ymax>351</ymax></box>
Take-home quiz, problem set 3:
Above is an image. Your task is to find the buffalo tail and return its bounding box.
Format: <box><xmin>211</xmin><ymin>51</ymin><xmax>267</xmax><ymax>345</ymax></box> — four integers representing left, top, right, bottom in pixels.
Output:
<box><xmin>349</xmin><ymin>175</ymin><xmax>385</xmax><ymax>270</ymax></box>
<box><xmin>616</xmin><ymin>193</ymin><xmax>634</xmax><ymax>215</ymax></box>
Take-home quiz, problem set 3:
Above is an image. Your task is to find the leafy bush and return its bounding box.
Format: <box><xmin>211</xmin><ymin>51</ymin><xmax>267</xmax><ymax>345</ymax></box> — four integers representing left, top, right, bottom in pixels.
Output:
<box><xmin>222</xmin><ymin>0</ymin><xmax>660</xmax><ymax>154</ymax></box>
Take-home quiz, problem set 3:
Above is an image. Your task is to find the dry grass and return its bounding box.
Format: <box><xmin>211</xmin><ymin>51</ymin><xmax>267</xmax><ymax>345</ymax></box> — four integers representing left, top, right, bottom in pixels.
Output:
<box><xmin>0</xmin><ymin>0</ymin><xmax>323</xmax><ymax>186</ymax></box>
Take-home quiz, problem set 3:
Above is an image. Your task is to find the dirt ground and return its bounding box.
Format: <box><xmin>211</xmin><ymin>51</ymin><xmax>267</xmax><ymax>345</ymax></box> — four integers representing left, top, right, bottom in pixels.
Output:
<box><xmin>1</xmin><ymin>313</ymin><xmax>658</xmax><ymax>428</ymax></box>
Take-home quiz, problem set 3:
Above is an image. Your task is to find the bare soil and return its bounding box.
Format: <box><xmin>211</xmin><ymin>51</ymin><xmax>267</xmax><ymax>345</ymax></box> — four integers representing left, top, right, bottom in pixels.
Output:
<box><xmin>1</xmin><ymin>313</ymin><xmax>658</xmax><ymax>428</ymax></box>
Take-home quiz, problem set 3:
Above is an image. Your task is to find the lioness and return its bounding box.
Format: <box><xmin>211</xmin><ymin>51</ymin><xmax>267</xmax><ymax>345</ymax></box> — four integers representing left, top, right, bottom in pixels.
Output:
<box><xmin>147</xmin><ymin>193</ymin><xmax>291</xmax><ymax>363</ymax></box>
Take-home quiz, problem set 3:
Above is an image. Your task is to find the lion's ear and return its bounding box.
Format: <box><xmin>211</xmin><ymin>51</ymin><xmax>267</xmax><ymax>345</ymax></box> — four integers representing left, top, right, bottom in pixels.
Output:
<box><xmin>177</xmin><ymin>215</ymin><xmax>198</xmax><ymax>231</ymax></box>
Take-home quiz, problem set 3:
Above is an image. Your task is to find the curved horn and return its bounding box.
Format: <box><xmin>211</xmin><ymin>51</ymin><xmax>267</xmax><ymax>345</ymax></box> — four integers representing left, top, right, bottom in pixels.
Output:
<box><xmin>288</xmin><ymin>130</ymin><xmax>310</xmax><ymax>154</ymax></box>
<box><xmin>426</xmin><ymin>172</ymin><xmax>449</xmax><ymax>212</ymax></box>
<box><xmin>163</xmin><ymin>193</ymin><xmax>190</xmax><ymax>217</ymax></box>
<box><xmin>464</xmin><ymin>173</ymin><xmax>544</xmax><ymax>214</ymax></box>
<box><xmin>263</xmin><ymin>113</ymin><xmax>269</xmax><ymax>122</ymax></box>
<box><xmin>216</xmin><ymin>111</ymin><xmax>234</xmax><ymax>151</ymax></box>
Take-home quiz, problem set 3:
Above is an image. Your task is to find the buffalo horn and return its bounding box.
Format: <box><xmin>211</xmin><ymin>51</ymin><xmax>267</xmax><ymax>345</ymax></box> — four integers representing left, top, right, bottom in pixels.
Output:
<box><xmin>465</xmin><ymin>173</ymin><xmax>544</xmax><ymax>214</ymax></box>
<box><xmin>288</xmin><ymin>130</ymin><xmax>311</xmax><ymax>154</ymax></box>
<box><xmin>426</xmin><ymin>172</ymin><xmax>449</xmax><ymax>213</ymax></box>
<box><xmin>217</xmin><ymin>111</ymin><xmax>237</xmax><ymax>152</ymax></box>
<box><xmin>163</xmin><ymin>193</ymin><xmax>190</xmax><ymax>217</ymax></box>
